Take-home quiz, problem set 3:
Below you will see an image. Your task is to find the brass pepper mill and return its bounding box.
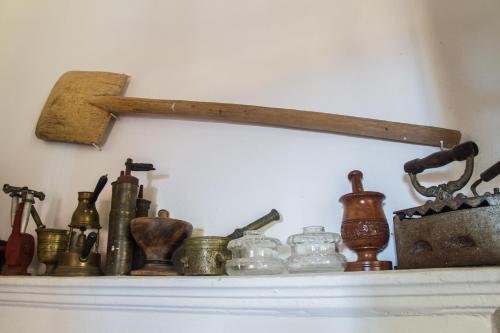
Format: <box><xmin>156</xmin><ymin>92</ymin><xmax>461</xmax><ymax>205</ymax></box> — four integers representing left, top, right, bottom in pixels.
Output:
<box><xmin>105</xmin><ymin>158</ymin><xmax>155</xmax><ymax>276</ymax></box>
<box><xmin>54</xmin><ymin>175</ymin><xmax>108</xmax><ymax>276</ymax></box>
<box><xmin>339</xmin><ymin>170</ymin><xmax>392</xmax><ymax>271</ymax></box>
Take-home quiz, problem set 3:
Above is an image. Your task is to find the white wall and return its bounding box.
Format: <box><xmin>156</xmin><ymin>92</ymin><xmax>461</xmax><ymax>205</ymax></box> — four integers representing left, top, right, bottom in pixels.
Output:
<box><xmin>0</xmin><ymin>0</ymin><xmax>499</xmax><ymax>272</ymax></box>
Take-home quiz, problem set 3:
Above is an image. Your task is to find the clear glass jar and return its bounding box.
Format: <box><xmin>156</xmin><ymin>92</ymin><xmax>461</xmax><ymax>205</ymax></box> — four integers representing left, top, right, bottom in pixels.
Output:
<box><xmin>286</xmin><ymin>226</ymin><xmax>346</xmax><ymax>273</ymax></box>
<box><xmin>225</xmin><ymin>230</ymin><xmax>286</xmax><ymax>276</ymax></box>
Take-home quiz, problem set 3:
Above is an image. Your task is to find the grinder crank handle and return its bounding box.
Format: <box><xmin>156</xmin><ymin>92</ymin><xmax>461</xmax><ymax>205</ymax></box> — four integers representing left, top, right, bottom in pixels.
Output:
<box><xmin>404</xmin><ymin>141</ymin><xmax>479</xmax><ymax>175</ymax></box>
<box><xmin>80</xmin><ymin>232</ymin><xmax>98</xmax><ymax>261</ymax></box>
<box><xmin>89</xmin><ymin>174</ymin><xmax>108</xmax><ymax>205</ymax></box>
<box><xmin>470</xmin><ymin>161</ymin><xmax>500</xmax><ymax>196</ymax></box>
<box><xmin>124</xmin><ymin>158</ymin><xmax>155</xmax><ymax>175</ymax></box>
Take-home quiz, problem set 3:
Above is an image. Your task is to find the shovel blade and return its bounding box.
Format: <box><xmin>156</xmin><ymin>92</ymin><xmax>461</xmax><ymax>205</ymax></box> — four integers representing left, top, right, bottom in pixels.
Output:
<box><xmin>35</xmin><ymin>71</ymin><xmax>128</xmax><ymax>146</ymax></box>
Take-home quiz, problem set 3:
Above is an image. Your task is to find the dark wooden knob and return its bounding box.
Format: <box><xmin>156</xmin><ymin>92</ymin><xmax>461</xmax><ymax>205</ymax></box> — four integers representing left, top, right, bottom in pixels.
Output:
<box><xmin>348</xmin><ymin>170</ymin><xmax>364</xmax><ymax>193</ymax></box>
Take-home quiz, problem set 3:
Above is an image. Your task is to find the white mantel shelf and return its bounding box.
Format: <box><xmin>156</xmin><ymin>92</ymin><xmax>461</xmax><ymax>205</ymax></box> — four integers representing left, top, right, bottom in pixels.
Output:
<box><xmin>1</xmin><ymin>268</ymin><xmax>500</xmax><ymax>333</ymax></box>
<box><xmin>0</xmin><ymin>267</ymin><xmax>499</xmax><ymax>318</ymax></box>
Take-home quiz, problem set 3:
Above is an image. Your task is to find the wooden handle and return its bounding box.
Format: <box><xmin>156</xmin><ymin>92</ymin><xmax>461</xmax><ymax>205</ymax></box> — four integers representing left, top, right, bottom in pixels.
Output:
<box><xmin>480</xmin><ymin>161</ymin><xmax>500</xmax><ymax>183</ymax></box>
<box><xmin>404</xmin><ymin>141</ymin><xmax>478</xmax><ymax>174</ymax></box>
<box><xmin>89</xmin><ymin>96</ymin><xmax>461</xmax><ymax>148</ymax></box>
<box><xmin>348</xmin><ymin>170</ymin><xmax>364</xmax><ymax>193</ymax></box>
<box><xmin>80</xmin><ymin>232</ymin><xmax>97</xmax><ymax>261</ymax></box>
<box><xmin>89</xmin><ymin>174</ymin><xmax>108</xmax><ymax>205</ymax></box>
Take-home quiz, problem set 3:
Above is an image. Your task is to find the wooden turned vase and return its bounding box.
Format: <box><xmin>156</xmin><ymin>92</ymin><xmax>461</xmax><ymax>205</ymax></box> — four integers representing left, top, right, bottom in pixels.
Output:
<box><xmin>339</xmin><ymin>170</ymin><xmax>392</xmax><ymax>271</ymax></box>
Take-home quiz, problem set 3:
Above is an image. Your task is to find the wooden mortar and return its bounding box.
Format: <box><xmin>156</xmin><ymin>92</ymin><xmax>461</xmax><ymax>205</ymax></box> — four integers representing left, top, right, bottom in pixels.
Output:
<box><xmin>130</xmin><ymin>209</ymin><xmax>192</xmax><ymax>276</ymax></box>
<box><xmin>339</xmin><ymin>170</ymin><xmax>392</xmax><ymax>271</ymax></box>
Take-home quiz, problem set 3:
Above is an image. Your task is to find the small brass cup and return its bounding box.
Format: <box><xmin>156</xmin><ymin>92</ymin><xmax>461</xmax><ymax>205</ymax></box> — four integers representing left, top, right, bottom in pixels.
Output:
<box><xmin>36</xmin><ymin>228</ymin><xmax>70</xmax><ymax>275</ymax></box>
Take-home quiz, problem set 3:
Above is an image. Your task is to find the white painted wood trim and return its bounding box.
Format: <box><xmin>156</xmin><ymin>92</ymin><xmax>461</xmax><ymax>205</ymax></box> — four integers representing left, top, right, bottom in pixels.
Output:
<box><xmin>0</xmin><ymin>267</ymin><xmax>499</xmax><ymax>318</ymax></box>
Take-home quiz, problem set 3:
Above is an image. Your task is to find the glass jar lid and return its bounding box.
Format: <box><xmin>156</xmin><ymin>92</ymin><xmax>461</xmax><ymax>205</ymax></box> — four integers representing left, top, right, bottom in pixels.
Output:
<box><xmin>287</xmin><ymin>226</ymin><xmax>341</xmax><ymax>245</ymax></box>
<box><xmin>227</xmin><ymin>230</ymin><xmax>281</xmax><ymax>251</ymax></box>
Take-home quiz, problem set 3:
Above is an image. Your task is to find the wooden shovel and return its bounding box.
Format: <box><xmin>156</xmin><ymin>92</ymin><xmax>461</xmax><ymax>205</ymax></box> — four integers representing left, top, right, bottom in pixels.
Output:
<box><xmin>35</xmin><ymin>71</ymin><xmax>461</xmax><ymax>148</ymax></box>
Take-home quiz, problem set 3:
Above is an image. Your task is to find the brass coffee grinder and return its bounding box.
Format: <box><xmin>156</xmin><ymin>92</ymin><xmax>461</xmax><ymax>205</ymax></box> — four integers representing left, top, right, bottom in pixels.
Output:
<box><xmin>105</xmin><ymin>158</ymin><xmax>155</xmax><ymax>275</ymax></box>
<box><xmin>53</xmin><ymin>175</ymin><xmax>108</xmax><ymax>276</ymax></box>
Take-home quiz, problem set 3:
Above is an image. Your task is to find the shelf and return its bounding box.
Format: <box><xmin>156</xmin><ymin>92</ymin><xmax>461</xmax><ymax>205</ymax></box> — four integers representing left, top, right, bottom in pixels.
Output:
<box><xmin>1</xmin><ymin>267</ymin><xmax>499</xmax><ymax>318</ymax></box>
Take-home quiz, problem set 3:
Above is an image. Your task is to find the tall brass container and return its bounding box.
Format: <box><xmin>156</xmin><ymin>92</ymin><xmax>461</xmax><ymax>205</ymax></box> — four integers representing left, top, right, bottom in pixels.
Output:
<box><xmin>106</xmin><ymin>178</ymin><xmax>138</xmax><ymax>275</ymax></box>
<box><xmin>105</xmin><ymin>158</ymin><xmax>154</xmax><ymax>275</ymax></box>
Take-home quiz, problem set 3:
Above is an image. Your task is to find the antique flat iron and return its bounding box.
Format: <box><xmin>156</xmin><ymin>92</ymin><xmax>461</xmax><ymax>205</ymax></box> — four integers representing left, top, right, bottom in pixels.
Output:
<box><xmin>394</xmin><ymin>141</ymin><xmax>500</xmax><ymax>269</ymax></box>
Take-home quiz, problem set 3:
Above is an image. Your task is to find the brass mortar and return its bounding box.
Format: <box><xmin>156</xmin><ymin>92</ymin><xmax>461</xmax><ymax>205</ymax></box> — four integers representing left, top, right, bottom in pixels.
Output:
<box><xmin>36</xmin><ymin>228</ymin><xmax>71</xmax><ymax>275</ymax></box>
<box><xmin>180</xmin><ymin>237</ymin><xmax>231</xmax><ymax>275</ymax></box>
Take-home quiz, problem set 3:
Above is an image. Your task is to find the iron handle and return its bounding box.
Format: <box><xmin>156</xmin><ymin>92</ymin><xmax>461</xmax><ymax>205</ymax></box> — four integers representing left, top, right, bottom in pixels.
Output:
<box><xmin>470</xmin><ymin>161</ymin><xmax>500</xmax><ymax>196</ymax></box>
<box><xmin>404</xmin><ymin>141</ymin><xmax>478</xmax><ymax>175</ymax></box>
<box><xmin>479</xmin><ymin>161</ymin><xmax>500</xmax><ymax>183</ymax></box>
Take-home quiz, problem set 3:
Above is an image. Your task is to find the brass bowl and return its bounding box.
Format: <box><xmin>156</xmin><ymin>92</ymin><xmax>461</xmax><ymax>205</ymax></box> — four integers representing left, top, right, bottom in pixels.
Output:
<box><xmin>36</xmin><ymin>228</ymin><xmax>71</xmax><ymax>275</ymax></box>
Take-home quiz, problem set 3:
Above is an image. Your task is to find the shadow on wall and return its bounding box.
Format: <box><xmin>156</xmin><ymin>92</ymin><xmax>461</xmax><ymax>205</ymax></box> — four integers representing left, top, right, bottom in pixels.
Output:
<box><xmin>417</xmin><ymin>0</ymin><xmax>500</xmax><ymax>188</ymax></box>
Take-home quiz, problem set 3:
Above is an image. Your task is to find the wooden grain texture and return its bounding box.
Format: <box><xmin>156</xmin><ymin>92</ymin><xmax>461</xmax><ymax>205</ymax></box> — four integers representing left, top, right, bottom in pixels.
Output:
<box><xmin>36</xmin><ymin>71</ymin><xmax>461</xmax><ymax>147</ymax></box>
<box><xmin>35</xmin><ymin>71</ymin><xmax>128</xmax><ymax>145</ymax></box>
<box><xmin>90</xmin><ymin>96</ymin><xmax>461</xmax><ymax>148</ymax></box>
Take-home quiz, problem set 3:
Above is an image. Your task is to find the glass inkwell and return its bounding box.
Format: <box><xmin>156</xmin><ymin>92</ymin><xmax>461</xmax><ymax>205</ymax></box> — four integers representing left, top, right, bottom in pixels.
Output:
<box><xmin>286</xmin><ymin>226</ymin><xmax>346</xmax><ymax>273</ymax></box>
<box><xmin>225</xmin><ymin>230</ymin><xmax>285</xmax><ymax>276</ymax></box>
